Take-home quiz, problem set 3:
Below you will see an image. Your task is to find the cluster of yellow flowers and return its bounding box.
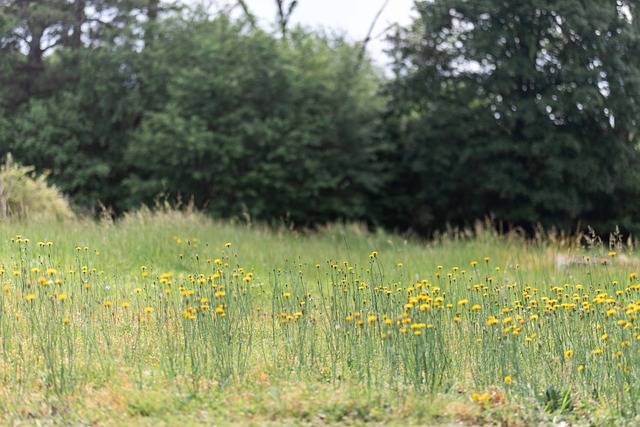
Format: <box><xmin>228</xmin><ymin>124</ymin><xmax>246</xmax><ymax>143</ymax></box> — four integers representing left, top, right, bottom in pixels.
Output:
<box><xmin>3</xmin><ymin>235</ymin><xmax>639</xmax><ymax>405</ymax></box>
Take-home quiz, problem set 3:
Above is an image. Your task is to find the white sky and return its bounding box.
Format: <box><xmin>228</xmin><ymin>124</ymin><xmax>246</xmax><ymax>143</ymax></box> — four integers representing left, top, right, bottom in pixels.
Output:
<box><xmin>193</xmin><ymin>0</ymin><xmax>417</xmax><ymax>66</ymax></box>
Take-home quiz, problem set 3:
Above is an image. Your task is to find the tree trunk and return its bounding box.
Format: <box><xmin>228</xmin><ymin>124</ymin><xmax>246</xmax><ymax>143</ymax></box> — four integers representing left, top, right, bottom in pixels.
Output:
<box><xmin>25</xmin><ymin>24</ymin><xmax>45</xmax><ymax>98</ymax></box>
<box><xmin>70</xmin><ymin>0</ymin><xmax>85</xmax><ymax>50</ymax></box>
<box><xmin>275</xmin><ymin>0</ymin><xmax>297</xmax><ymax>39</ymax></box>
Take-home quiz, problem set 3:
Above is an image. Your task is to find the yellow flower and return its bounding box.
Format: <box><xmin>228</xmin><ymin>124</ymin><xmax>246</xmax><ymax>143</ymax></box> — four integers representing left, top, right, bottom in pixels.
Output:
<box><xmin>367</xmin><ymin>315</ymin><xmax>376</xmax><ymax>323</ymax></box>
<box><xmin>144</xmin><ymin>307</ymin><xmax>153</xmax><ymax>314</ymax></box>
<box><xmin>471</xmin><ymin>304</ymin><xmax>481</xmax><ymax>311</ymax></box>
<box><xmin>62</xmin><ymin>317</ymin><xmax>69</xmax><ymax>324</ymax></box>
<box><xmin>471</xmin><ymin>393</ymin><xmax>480</xmax><ymax>402</ymax></box>
<box><xmin>578</xmin><ymin>365</ymin><xmax>585</xmax><ymax>371</ymax></box>
<box><xmin>46</xmin><ymin>268</ymin><xmax>57</xmax><ymax>276</ymax></box>
<box><xmin>504</xmin><ymin>376</ymin><xmax>512</xmax><ymax>385</ymax></box>
<box><xmin>486</xmin><ymin>316</ymin><xmax>499</xmax><ymax>326</ymax></box>
<box><xmin>57</xmin><ymin>294</ymin><xmax>67</xmax><ymax>301</ymax></box>
<box><xmin>457</xmin><ymin>299</ymin><xmax>468</xmax><ymax>306</ymax></box>
<box><xmin>224</xmin><ymin>242</ymin><xmax>232</xmax><ymax>247</ymax></box>
<box><xmin>26</xmin><ymin>294</ymin><xmax>36</xmax><ymax>301</ymax></box>
<box><xmin>121</xmin><ymin>302</ymin><xmax>130</xmax><ymax>308</ymax></box>
<box><xmin>471</xmin><ymin>261</ymin><xmax>478</xmax><ymax>266</ymax></box>
<box><xmin>104</xmin><ymin>301</ymin><xmax>112</xmax><ymax>307</ymax></box>
<box><xmin>565</xmin><ymin>349</ymin><xmax>573</xmax><ymax>359</ymax></box>
<box><xmin>369</xmin><ymin>251</ymin><xmax>378</xmax><ymax>259</ymax></box>
<box><xmin>283</xmin><ymin>292</ymin><xmax>291</xmax><ymax>298</ymax></box>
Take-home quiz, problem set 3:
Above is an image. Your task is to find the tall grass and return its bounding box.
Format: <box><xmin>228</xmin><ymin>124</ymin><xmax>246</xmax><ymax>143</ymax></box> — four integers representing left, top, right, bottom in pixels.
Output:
<box><xmin>0</xmin><ymin>210</ymin><xmax>639</xmax><ymax>424</ymax></box>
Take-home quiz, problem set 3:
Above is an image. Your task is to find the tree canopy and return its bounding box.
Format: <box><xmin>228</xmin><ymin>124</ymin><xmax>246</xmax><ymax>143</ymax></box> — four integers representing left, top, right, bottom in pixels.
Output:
<box><xmin>126</xmin><ymin>16</ymin><xmax>386</xmax><ymax>224</ymax></box>
<box><xmin>1</xmin><ymin>0</ymin><xmax>640</xmax><ymax>235</ymax></box>
<box><xmin>0</xmin><ymin>1</ymin><xmax>387</xmax><ymax>224</ymax></box>
<box><xmin>383</xmin><ymin>0</ymin><xmax>640</xmax><ymax>234</ymax></box>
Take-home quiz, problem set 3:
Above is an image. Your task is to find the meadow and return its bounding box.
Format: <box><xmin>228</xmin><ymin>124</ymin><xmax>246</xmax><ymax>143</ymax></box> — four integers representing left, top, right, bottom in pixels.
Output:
<box><xmin>0</xmin><ymin>209</ymin><xmax>639</xmax><ymax>426</ymax></box>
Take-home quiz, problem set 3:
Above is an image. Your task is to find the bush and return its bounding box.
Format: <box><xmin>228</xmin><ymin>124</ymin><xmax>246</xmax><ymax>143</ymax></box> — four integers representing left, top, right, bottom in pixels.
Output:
<box><xmin>0</xmin><ymin>153</ymin><xmax>74</xmax><ymax>221</ymax></box>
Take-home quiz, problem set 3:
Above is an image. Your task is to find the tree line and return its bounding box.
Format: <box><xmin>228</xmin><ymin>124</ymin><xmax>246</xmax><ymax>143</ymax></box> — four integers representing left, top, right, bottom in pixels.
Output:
<box><xmin>1</xmin><ymin>0</ymin><xmax>639</xmax><ymax>236</ymax></box>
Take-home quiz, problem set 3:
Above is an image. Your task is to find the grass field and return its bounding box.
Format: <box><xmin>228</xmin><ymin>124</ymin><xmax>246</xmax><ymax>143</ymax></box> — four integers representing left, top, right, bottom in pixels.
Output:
<box><xmin>1</xmin><ymin>209</ymin><xmax>639</xmax><ymax>426</ymax></box>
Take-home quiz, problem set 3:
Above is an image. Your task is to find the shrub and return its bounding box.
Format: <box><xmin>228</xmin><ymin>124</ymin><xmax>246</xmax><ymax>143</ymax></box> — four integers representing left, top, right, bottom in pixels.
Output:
<box><xmin>0</xmin><ymin>153</ymin><xmax>74</xmax><ymax>221</ymax></box>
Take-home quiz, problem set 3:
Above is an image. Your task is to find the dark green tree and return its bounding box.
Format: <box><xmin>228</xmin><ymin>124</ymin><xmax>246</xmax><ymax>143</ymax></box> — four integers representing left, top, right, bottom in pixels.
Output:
<box><xmin>126</xmin><ymin>14</ymin><xmax>386</xmax><ymax>224</ymax></box>
<box><xmin>0</xmin><ymin>0</ymin><xmax>178</xmax><ymax>211</ymax></box>
<box><xmin>6</xmin><ymin>47</ymin><xmax>142</xmax><ymax>210</ymax></box>
<box><xmin>385</xmin><ymin>0</ymin><xmax>640</xmax><ymax>234</ymax></box>
<box><xmin>0</xmin><ymin>0</ymin><xmax>73</xmax><ymax>108</ymax></box>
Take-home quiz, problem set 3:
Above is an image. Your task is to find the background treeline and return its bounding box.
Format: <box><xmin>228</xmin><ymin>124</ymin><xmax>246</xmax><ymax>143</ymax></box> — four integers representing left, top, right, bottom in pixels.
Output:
<box><xmin>1</xmin><ymin>0</ymin><xmax>640</xmax><ymax>236</ymax></box>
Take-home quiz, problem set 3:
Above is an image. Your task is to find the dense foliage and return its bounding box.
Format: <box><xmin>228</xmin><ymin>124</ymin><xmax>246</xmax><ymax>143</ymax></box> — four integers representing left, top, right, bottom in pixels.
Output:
<box><xmin>1</xmin><ymin>0</ymin><xmax>640</xmax><ymax>235</ymax></box>
<box><xmin>125</xmin><ymin>17</ymin><xmax>386</xmax><ymax>224</ymax></box>
<box><xmin>383</xmin><ymin>0</ymin><xmax>640</xmax><ymax>234</ymax></box>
